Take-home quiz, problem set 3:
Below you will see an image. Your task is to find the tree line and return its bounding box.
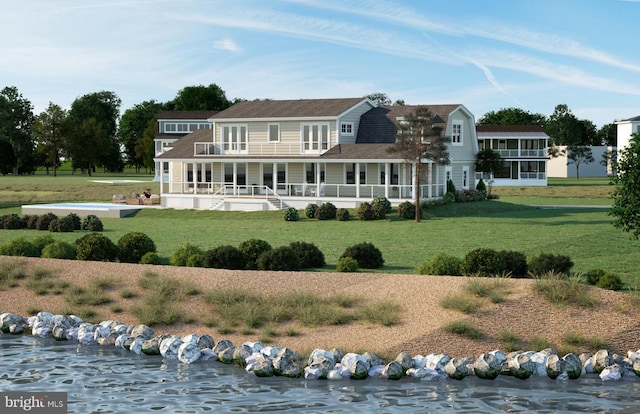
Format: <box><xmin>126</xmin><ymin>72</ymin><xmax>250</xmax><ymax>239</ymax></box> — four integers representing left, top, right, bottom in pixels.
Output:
<box><xmin>0</xmin><ymin>87</ymin><xmax>619</xmax><ymax>176</ymax></box>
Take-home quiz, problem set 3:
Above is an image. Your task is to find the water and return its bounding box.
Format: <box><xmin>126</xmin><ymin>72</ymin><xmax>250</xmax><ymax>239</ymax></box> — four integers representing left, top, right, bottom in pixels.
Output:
<box><xmin>2</xmin><ymin>335</ymin><xmax>640</xmax><ymax>413</ymax></box>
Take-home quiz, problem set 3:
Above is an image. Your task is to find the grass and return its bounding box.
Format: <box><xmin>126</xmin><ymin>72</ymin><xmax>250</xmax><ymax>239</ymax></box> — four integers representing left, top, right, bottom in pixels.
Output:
<box><xmin>499</xmin><ymin>330</ymin><xmax>522</xmax><ymax>352</ymax></box>
<box><xmin>130</xmin><ymin>272</ymin><xmax>197</xmax><ymax>326</ymax></box>
<box><xmin>441</xmin><ymin>294</ymin><xmax>484</xmax><ymax>314</ymax></box>
<box><xmin>562</xmin><ymin>331</ymin><xmax>608</xmax><ymax>353</ymax></box>
<box><xmin>1</xmin><ymin>176</ymin><xmax>639</xmax><ymax>286</ymax></box>
<box><xmin>528</xmin><ymin>335</ymin><xmax>556</xmax><ymax>351</ymax></box>
<box><xmin>444</xmin><ymin>319</ymin><xmax>484</xmax><ymax>339</ymax></box>
<box><xmin>533</xmin><ymin>272</ymin><xmax>599</xmax><ymax>308</ymax></box>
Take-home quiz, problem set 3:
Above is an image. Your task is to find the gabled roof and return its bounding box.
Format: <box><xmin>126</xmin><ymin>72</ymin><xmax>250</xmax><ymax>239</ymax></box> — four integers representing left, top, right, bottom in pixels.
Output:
<box><xmin>622</xmin><ymin>115</ymin><xmax>640</xmax><ymax>122</ymax></box>
<box><xmin>157</xmin><ymin>110</ymin><xmax>219</xmax><ymax>120</ymax></box>
<box><xmin>156</xmin><ymin>129</ymin><xmax>211</xmax><ymax>159</ymax></box>
<box><xmin>210</xmin><ymin>98</ymin><xmax>370</xmax><ymax>120</ymax></box>
<box><xmin>476</xmin><ymin>125</ymin><xmax>548</xmax><ymax>138</ymax></box>
<box><xmin>356</xmin><ymin>104</ymin><xmax>462</xmax><ymax>144</ymax></box>
<box><xmin>321</xmin><ymin>143</ymin><xmax>402</xmax><ymax>160</ymax></box>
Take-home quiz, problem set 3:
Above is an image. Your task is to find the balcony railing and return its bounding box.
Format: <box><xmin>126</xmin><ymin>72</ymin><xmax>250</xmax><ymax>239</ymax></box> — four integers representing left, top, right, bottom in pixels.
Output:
<box><xmin>497</xmin><ymin>149</ymin><xmax>546</xmax><ymax>158</ymax></box>
<box><xmin>193</xmin><ymin>142</ymin><xmax>332</xmax><ymax>156</ymax></box>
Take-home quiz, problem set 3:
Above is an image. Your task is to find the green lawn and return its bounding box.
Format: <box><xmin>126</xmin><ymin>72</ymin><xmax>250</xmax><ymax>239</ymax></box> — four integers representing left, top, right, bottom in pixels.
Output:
<box><xmin>1</xmin><ymin>174</ymin><xmax>638</xmax><ymax>286</ymax></box>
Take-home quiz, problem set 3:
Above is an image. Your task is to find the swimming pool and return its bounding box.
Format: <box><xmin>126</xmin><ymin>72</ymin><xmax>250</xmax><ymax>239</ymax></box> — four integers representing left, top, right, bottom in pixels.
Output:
<box><xmin>21</xmin><ymin>203</ymin><xmax>142</xmax><ymax>218</ymax></box>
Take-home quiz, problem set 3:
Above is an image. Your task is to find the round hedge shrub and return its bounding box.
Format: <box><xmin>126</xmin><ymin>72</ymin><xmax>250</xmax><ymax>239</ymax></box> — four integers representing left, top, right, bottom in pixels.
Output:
<box><xmin>186</xmin><ymin>254</ymin><xmax>204</xmax><ymax>267</ymax></box>
<box><xmin>117</xmin><ymin>232</ymin><xmax>157</xmax><ymax>264</ymax></box>
<box><xmin>336</xmin><ymin>257</ymin><xmax>358</xmax><ymax>273</ymax></box>
<box><xmin>499</xmin><ymin>250</ymin><xmax>528</xmax><ymax>278</ymax></box>
<box><xmin>20</xmin><ymin>215</ymin><xmax>35</xmax><ymax>229</ymax></box>
<box><xmin>283</xmin><ymin>207</ymin><xmax>299</xmax><ymax>222</ymax></box>
<box><xmin>140</xmin><ymin>252</ymin><xmax>161</xmax><ymax>265</ymax></box>
<box><xmin>203</xmin><ymin>245</ymin><xmax>246</xmax><ymax>270</ymax></box>
<box><xmin>315</xmin><ymin>202</ymin><xmax>337</xmax><ymax>220</ymax></box>
<box><xmin>585</xmin><ymin>268</ymin><xmax>623</xmax><ymax>291</ymax></box>
<box><xmin>170</xmin><ymin>243</ymin><xmax>204</xmax><ymax>267</ymax></box>
<box><xmin>257</xmin><ymin>246</ymin><xmax>301</xmax><ymax>271</ymax></box>
<box><xmin>305</xmin><ymin>203</ymin><xmax>318</xmax><ymax>219</ymax></box>
<box><xmin>527</xmin><ymin>252</ymin><xmax>574</xmax><ymax>276</ymax></box>
<box><xmin>67</xmin><ymin>213</ymin><xmax>82</xmax><ymax>230</ymax></box>
<box><xmin>0</xmin><ymin>238</ymin><xmax>40</xmax><ymax>257</ymax></box>
<box><xmin>357</xmin><ymin>202</ymin><xmax>374</xmax><ymax>220</ymax></box>
<box><xmin>1</xmin><ymin>213</ymin><xmax>22</xmax><ymax>230</ymax></box>
<box><xmin>340</xmin><ymin>242</ymin><xmax>384</xmax><ymax>269</ymax></box>
<box><xmin>336</xmin><ymin>208</ymin><xmax>350</xmax><ymax>221</ymax></box>
<box><xmin>371</xmin><ymin>196</ymin><xmax>391</xmax><ymax>219</ymax></box>
<box><xmin>32</xmin><ymin>234</ymin><xmax>55</xmax><ymax>255</ymax></box>
<box><xmin>289</xmin><ymin>241</ymin><xmax>325</xmax><ymax>268</ymax></box>
<box><xmin>36</xmin><ymin>212</ymin><xmax>58</xmax><ymax>231</ymax></box>
<box><xmin>238</xmin><ymin>238</ymin><xmax>272</xmax><ymax>269</ymax></box>
<box><xmin>42</xmin><ymin>241</ymin><xmax>77</xmax><ymax>260</ymax></box>
<box><xmin>75</xmin><ymin>233</ymin><xmax>118</xmax><ymax>262</ymax></box>
<box><xmin>417</xmin><ymin>252</ymin><xmax>462</xmax><ymax>276</ymax></box>
<box><xmin>26</xmin><ymin>215</ymin><xmax>39</xmax><ymax>229</ymax></box>
<box><xmin>397</xmin><ymin>201</ymin><xmax>416</xmax><ymax>220</ymax></box>
<box><xmin>460</xmin><ymin>247</ymin><xmax>505</xmax><ymax>277</ymax></box>
<box><xmin>49</xmin><ymin>216</ymin><xmax>74</xmax><ymax>233</ymax></box>
<box><xmin>81</xmin><ymin>214</ymin><xmax>104</xmax><ymax>232</ymax></box>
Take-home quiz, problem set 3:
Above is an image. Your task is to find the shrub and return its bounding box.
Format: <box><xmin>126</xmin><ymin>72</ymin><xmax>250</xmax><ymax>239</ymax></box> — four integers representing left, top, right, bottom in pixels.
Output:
<box><xmin>1</xmin><ymin>213</ymin><xmax>22</xmax><ymax>229</ymax></box>
<box><xmin>48</xmin><ymin>216</ymin><xmax>74</xmax><ymax>232</ymax></box>
<box><xmin>305</xmin><ymin>203</ymin><xmax>318</xmax><ymax>219</ymax></box>
<box><xmin>336</xmin><ymin>257</ymin><xmax>358</xmax><ymax>272</ymax></box>
<box><xmin>20</xmin><ymin>215</ymin><xmax>35</xmax><ymax>229</ymax></box>
<box><xmin>447</xmin><ymin>179</ymin><xmax>457</xmax><ymax>194</ymax></box>
<box><xmin>203</xmin><ymin>245</ymin><xmax>246</xmax><ymax>270</ymax></box>
<box><xmin>170</xmin><ymin>243</ymin><xmax>204</xmax><ymax>266</ymax></box>
<box><xmin>257</xmin><ymin>246</ymin><xmax>301</xmax><ymax>271</ymax></box>
<box><xmin>336</xmin><ymin>208</ymin><xmax>350</xmax><ymax>221</ymax></box>
<box><xmin>444</xmin><ymin>319</ymin><xmax>483</xmax><ymax>339</ymax></box>
<box><xmin>476</xmin><ymin>178</ymin><xmax>486</xmax><ymax>193</ymax></box>
<box><xmin>75</xmin><ymin>233</ymin><xmax>118</xmax><ymax>262</ymax></box>
<box><xmin>371</xmin><ymin>196</ymin><xmax>391</xmax><ymax>219</ymax></box>
<box><xmin>32</xmin><ymin>234</ymin><xmax>55</xmax><ymax>255</ymax></box>
<box><xmin>315</xmin><ymin>202</ymin><xmax>337</xmax><ymax>220</ymax></box>
<box><xmin>289</xmin><ymin>241</ymin><xmax>325</xmax><ymax>268</ymax></box>
<box><xmin>357</xmin><ymin>202</ymin><xmax>374</xmax><ymax>220</ymax></box>
<box><xmin>397</xmin><ymin>201</ymin><xmax>416</xmax><ymax>220</ymax></box>
<box><xmin>238</xmin><ymin>239</ymin><xmax>272</xmax><ymax>269</ymax></box>
<box><xmin>460</xmin><ymin>247</ymin><xmax>505</xmax><ymax>277</ymax></box>
<box><xmin>67</xmin><ymin>213</ymin><xmax>82</xmax><ymax>230</ymax></box>
<box><xmin>499</xmin><ymin>250</ymin><xmax>528</xmax><ymax>278</ymax></box>
<box><xmin>0</xmin><ymin>238</ymin><xmax>40</xmax><ymax>257</ymax></box>
<box><xmin>185</xmin><ymin>254</ymin><xmax>203</xmax><ymax>267</ymax></box>
<box><xmin>81</xmin><ymin>214</ymin><xmax>104</xmax><ymax>232</ymax></box>
<box><xmin>140</xmin><ymin>252</ymin><xmax>161</xmax><ymax>265</ymax></box>
<box><xmin>35</xmin><ymin>212</ymin><xmax>58</xmax><ymax>231</ymax></box>
<box><xmin>42</xmin><ymin>241</ymin><xmax>77</xmax><ymax>260</ymax></box>
<box><xmin>340</xmin><ymin>242</ymin><xmax>384</xmax><ymax>269</ymax></box>
<box><xmin>26</xmin><ymin>215</ymin><xmax>39</xmax><ymax>229</ymax></box>
<box><xmin>417</xmin><ymin>252</ymin><xmax>462</xmax><ymax>276</ymax></box>
<box><xmin>117</xmin><ymin>232</ymin><xmax>157</xmax><ymax>263</ymax></box>
<box><xmin>527</xmin><ymin>252</ymin><xmax>574</xmax><ymax>276</ymax></box>
<box><xmin>283</xmin><ymin>207</ymin><xmax>299</xmax><ymax>222</ymax></box>
<box><xmin>585</xmin><ymin>268</ymin><xmax>623</xmax><ymax>291</ymax></box>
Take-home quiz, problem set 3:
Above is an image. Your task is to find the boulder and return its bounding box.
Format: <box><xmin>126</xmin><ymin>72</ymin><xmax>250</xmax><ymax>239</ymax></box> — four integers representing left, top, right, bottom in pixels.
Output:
<box><xmin>599</xmin><ymin>363</ymin><xmax>623</xmax><ymax>381</ymax></box>
<box><xmin>445</xmin><ymin>357</ymin><xmax>473</xmax><ymax>380</ymax></box>
<box><xmin>382</xmin><ymin>361</ymin><xmax>404</xmax><ymax>380</ymax></box>
<box><xmin>330</xmin><ymin>348</ymin><xmax>345</xmax><ymax>363</ymax></box>
<box><xmin>77</xmin><ymin>323</ymin><xmax>97</xmax><ymax>344</ymax></box>
<box><xmin>213</xmin><ymin>339</ymin><xmax>234</xmax><ymax>354</ymax></box>
<box><xmin>232</xmin><ymin>347</ymin><xmax>250</xmax><ymax>366</ymax></box>
<box><xmin>242</xmin><ymin>341</ymin><xmax>265</xmax><ymax>355</ymax></box>
<box><xmin>473</xmin><ymin>353</ymin><xmax>502</xmax><ymax>380</ymax></box>
<box><xmin>532</xmin><ymin>350</ymin><xmax>556</xmax><ymax>376</ymax></box>
<box><xmin>197</xmin><ymin>335</ymin><xmax>214</xmax><ymax>350</ymax></box>
<box><xmin>218</xmin><ymin>346</ymin><xmax>236</xmax><ymax>364</ymax></box>
<box><xmin>129</xmin><ymin>324</ymin><xmax>155</xmax><ymax>340</ymax></box>
<box><xmin>129</xmin><ymin>338</ymin><xmax>144</xmax><ymax>355</ymax></box>
<box><xmin>593</xmin><ymin>350</ymin><xmax>613</xmax><ymax>373</ymax></box>
<box><xmin>159</xmin><ymin>335</ymin><xmax>183</xmax><ymax>359</ymax></box>
<box><xmin>395</xmin><ymin>352</ymin><xmax>414</xmax><ymax>373</ymax></box>
<box><xmin>181</xmin><ymin>334</ymin><xmax>199</xmax><ymax>344</ymax></box>
<box><xmin>363</xmin><ymin>351</ymin><xmax>384</xmax><ymax>368</ymax></box>
<box><xmin>341</xmin><ymin>353</ymin><xmax>370</xmax><ymax>380</ymax></box>
<box><xmin>1</xmin><ymin>313</ymin><xmax>26</xmax><ymax>334</ymax></box>
<box><xmin>115</xmin><ymin>334</ymin><xmax>131</xmax><ymax>349</ymax></box>
<box><xmin>252</xmin><ymin>357</ymin><xmax>275</xmax><ymax>377</ymax></box>
<box><xmin>545</xmin><ymin>354</ymin><xmax>565</xmax><ymax>379</ymax></box>
<box><xmin>425</xmin><ymin>353</ymin><xmax>451</xmax><ymax>374</ymax></box>
<box><xmin>273</xmin><ymin>347</ymin><xmax>302</xmax><ymax>378</ymax></box>
<box><xmin>52</xmin><ymin>324</ymin><xmax>68</xmax><ymax>341</ymax></box>
<box><xmin>507</xmin><ymin>351</ymin><xmax>534</xmax><ymax>380</ymax></box>
<box><xmin>178</xmin><ymin>342</ymin><xmax>201</xmax><ymax>364</ymax></box>
<box><xmin>307</xmin><ymin>349</ymin><xmax>335</xmax><ymax>367</ymax></box>
<box><xmin>405</xmin><ymin>367</ymin><xmax>441</xmax><ymax>380</ymax></box>
<box><xmin>141</xmin><ymin>337</ymin><xmax>161</xmax><ymax>355</ymax></box>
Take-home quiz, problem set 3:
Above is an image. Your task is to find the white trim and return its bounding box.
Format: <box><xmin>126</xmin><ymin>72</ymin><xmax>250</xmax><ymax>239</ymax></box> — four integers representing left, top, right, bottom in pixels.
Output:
<box><xmin>340</xmin><ymin>122</ymin><xmax>354</xmax><ymax>136</ymax></box>
<box><xmin>451</xmin><ymin>122</ymin><xmax>463</xmax><ymax>146</ymax></box>
<box><xmin>268</xmin><ymin>123</ymin><xmax>280</xmax><ymax>143</ymax></box>
<box><xmin>462</xmin><ymin>166</ymin><xmax>469</xmax><ymax>189</ymax></box>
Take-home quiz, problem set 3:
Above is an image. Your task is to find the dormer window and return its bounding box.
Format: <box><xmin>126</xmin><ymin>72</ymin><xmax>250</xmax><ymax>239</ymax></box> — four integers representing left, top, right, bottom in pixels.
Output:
<box><xmin>452</xmin><ymin>123</ymin><xmax>462</xmax><ymax>146</ymax></box>
<box><xmin>340</xmin><ymin>122</ymin><xmax>354</xmax><ymax>136</ymax></box>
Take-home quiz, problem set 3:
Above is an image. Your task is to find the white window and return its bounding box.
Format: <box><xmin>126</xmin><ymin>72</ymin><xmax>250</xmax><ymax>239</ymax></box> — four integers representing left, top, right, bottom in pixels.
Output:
<box><xmin>222</xmin><ymin>125</ymin><xmax>248</xmax><ymax>154</ymax></box>
<box><xmin>452</xmin><ymin>123</ymin><xmax>462</xmax><ymax>145</ymax></box>
<box><xmin>462</xmin><ymin>166</ymin><xmax>469</xmax><ymax>189</ymax></box>
<box><xmin>301</xmin><ymin>123</ymin><xmax>330</xmax><ymax>153</ymax></box>
<box><xmin>340</xmin><ymin>122</ymin><xmax>354</xmax><ymax>136</ymax></box>
<box><xmin>268</xmin><ymin>124</ymin><xmax>280</xmax><ymax>143</ymax></box>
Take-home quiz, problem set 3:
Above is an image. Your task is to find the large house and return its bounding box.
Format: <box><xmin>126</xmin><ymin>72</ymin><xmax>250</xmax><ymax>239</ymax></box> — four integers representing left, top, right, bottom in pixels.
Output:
<box><xmin>475</xmin><ymin>125</ymin><xmax>549</xmax><ymax>186</ymax></box>
<box><xmin>616</xmin><ymin>115</ymin><xmax>640</xmax><ymax>151</ymax></box>
<box><xmin>155</xmin><ymin>98</ymin><xmax>479</xmax><ymax>211</ymax></box>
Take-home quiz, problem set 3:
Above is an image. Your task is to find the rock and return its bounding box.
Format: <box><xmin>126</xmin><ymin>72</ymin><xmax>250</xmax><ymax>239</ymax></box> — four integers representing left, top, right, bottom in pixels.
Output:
<box><xmin>178</xmin><ymin>342</ymin><xmax>201</xmax><ymax>364</ymax></box>
<box><xmin>232</xmin><ymin>347</ymin><xmax>250</xmax><ymax>366</ymax></box>
<box><xmin>600</xmin><ymin>363</ymin><xmax>623</xmax><ymax>381</ymax></box>
<box><xmin>159</xmin><ymin>335</ymin><xmax>183</xmax><ymax>359</ymax></box>
<box><xmin>242</xmin><ymin>341</ymin><xmax>264</xmax><ymax>355</ymax></box>
<box><xmin>473</xmin><ymin>353</ymin><xmax>502</xmax><ymax>380</ymax></box>
<box><xmin>261</xmin><ymin>346</ymin><xmax>280</xmax><ymax>359</ymax></box>
<box><xmin>252</xmin><ymin>357</ymin><xmax>274</xmax><ymax>377</ymax></box>
<box><xmin>341</xmin><ymin>353</ymin><xmax>370</xmax><ymax>380</ymax></box>
<box><xmin>532</xmin><ymin>350</ymin><xmax>555</xmax><ymax>376</ymax></box>
<box><xmin>213</xmin><ymin>339</ymin><xmax>234</xmax><ymax>354</ymax></box>
<box><xmin>382</xmin><ymin>361</ymin><xmax>404</xmax><ymax>380</ymax></box>
<box><xmin>273</xmin><ymin>347</ymin><xmax>302</xmax><ymax>378</ymax></box>
<box><xmin>363</xmin><ymin>351</ymin><xmax>383</xmax><ymax>368</ymax></box>
<box><xmin>507</xmin><ymin>352</ymin><xmax>534</xmax><ymax>380</ymax></box>
<box><xmin>115</xmin><ymin>334</ymin><xmax>132</xmax><ymax>349</ymax></box>
<box><xmin>197</xmin><ymin>334</ymin><xmax>214</xmax><ymax>350</ymax></box>
<box><xmin>218</xmin><ymin>346</ymin><xmax>236</xmax><ymax>364</ymax></box>
<box><xmin>368</xmin><ymin>364</ymin><xmax>385</xmax><ymax>377</ymax></box>
<box><xmin>199</xmin><ymin>348</ymin><xmax>216</xmax><ymax>361</ymax></box>
<box><xmin>445</xmin><ymin>357</ymin><xmax>473</xmax><ymax>380</ymax></box>
<box><xmin>308</xmin><ymin>349</ymin><xmax>335</xmax><ymax>367</ymax></box>
<box><xmin>593</xmin><ymin>350</ymin><xmax>613</xmax><ymax>373</ymax></box>
<box><xmin>141</xmin><ymin>337</ymin><xmax>161</xmax><ymax>355</ymax></box>
<box><xmin>97</xmin><ymin>336</ymin><xmax>116</xmax><ymax>346</ymax></box>
<box><xmin>306</xmin><ymin>349</ymin><xmax>335</xmax><ymax>379</ymax></box>
<box><xmin>304</xmin><ymin>365</ymin><xmax>324</xmax><ymax>379</ymax></box>
<box><xmin>561</xmin><ymin>353</ymin><xmax>581</xmax><ymax>379</ymax></box>
<box><xmin>327</xmin><ymin>368</ymin><xmax>346</xmax><ymax>380</ymax></box>
<box><xmin>129</xmin><ymin>338</ymin><xmax>144</xmax><ymax>355</ymax></box>
<box><xmin>129</xmin><ymin>324</ymin><xmax>155</xmax><ymax>340</ymax></box>
<box><xmin>330</xmin><ymin>348</ymin><xmax>345</xmax><ymax>363</ymax></box>
<box><xmin>545</xmin><ymin>354</ymin><xmax>565</xmax><ymax>379</ymax></box>
<box><xmin>1</xmin><ymin>313</ymin><xmax>26</xmax><ymax>334</ymax></box>
<box><xmin>181</xmin><ymin>334</ymin><xmax>199</xmax><ymax>344</ymax></box>
<box><xmin>633</xmin><ymin>360</ymin><xmax>640</xmax><ymax>377</ymax></box>
<box><xmin>31</xmin><ymin>312</ymin><xmax>55</xmax><ymax>337</ymax></box>
<box><xmin>425</xmin><ymin>354</ymin><xmax>451</xmax><ymax>374</ymax></box>
<box><xmin>406</xmin><ymin>367</ymin><xmax>441</xmax><ymax>380</ymax></box>
<box><xmin>413</xmin><ymin>355</ymin><xmax>427</xmax><ymax>368</ymax></box>
<box><xmin>395</xmin><ymin>352</ymin><xmax>414</xmax><ymax>373</ymax></box>
<box><xmin>77</xmin><ymin>323</ymin><xmax>97</xmax><ymax>344</ymax></box>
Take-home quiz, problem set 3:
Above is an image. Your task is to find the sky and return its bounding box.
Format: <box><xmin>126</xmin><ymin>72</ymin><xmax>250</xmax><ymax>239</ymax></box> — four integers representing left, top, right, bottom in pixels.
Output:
<box><xmin>1</xmin><ymin>0</ymin><xmax>639</xmax><ymax>127</ymax></box>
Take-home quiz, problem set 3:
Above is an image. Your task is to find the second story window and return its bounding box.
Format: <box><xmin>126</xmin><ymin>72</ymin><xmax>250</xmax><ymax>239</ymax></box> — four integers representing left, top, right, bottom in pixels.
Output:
<box><xmin>301</xmin><ymin>123</ymin><xmax>330</xmax><ymax>153</ymax></box>
<box><xmin>452</xmin><ymin>123</ymin><xmax>462</xmax><ymax>145</ymax></box>
<box><xmin>222</xmin><ymin>125</ymin><xmax>248</xmax><ymax>154</ymax></box>
<box><xmin>340</xmin><ymin>122</ymin><xmax>354</xmax><ymax>136</ymax></box>
<box><xmin>268</xmin><ymin>124</ymin><xmax>280</xmax><ymax>143</ymax></box>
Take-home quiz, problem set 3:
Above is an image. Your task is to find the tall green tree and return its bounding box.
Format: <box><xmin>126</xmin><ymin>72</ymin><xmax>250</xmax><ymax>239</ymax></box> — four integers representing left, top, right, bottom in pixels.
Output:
<box><xmin>477</xmin><ymin>107</ymin><xmax>546</xmax><ymax>126</ymax></box>
<box><xmin>577</xmin><ymin>119</ymin><xmax>599</xmax><ymax>145</ymax></box>
<box><xmin>475</xmin><ymin>148</ymin><xmax>504</xmax><ymax>195</ymax></box>
<box><xmin>135</xmin><ymin>118</ymin><xmax>158</xmax><ymax>172</ymax></box>
<box><xmin>610</xmin><ymin>133</ymin><xmax>640</xmax><ymax>238</ymax></box>
<box><xmin>67</xmin><ymin>91</ymin><xmax>122</xmax><ymax>173</ymax></box>
<box><xmin>119</xmin><ymin>100</ymin><xmax>163</xmax><ymax>172</ymax></box>
<box><xmin>545</xmin><ymin>104</ymin><xmax>582</xmax><ymax>146</ymax></box>
<box><xmin>387</xmin><ymin>106</ymin><xmax>450</xmax><ymax>222</ymax></box>
<box><xmin>0</xmin><ymin>86</ymin><xmax>35</xmax><ymax>175</ymax></box>
<box><xmin>67</xmin><ymin>118</ymin><xmax>106</xmax><ymax>176</ymax></box>
<box><xmin>168</xmin><ymin>84</ymin><xmax>231</xmax><ymax>111</ymax></box>
<box><xmin>33</xmin><ymin>102</ymin><xmax>68</xmax><ymax>176</ymax></box>
<box><xmin>597</xmin><ymin>122</ymin><xmax>617</xmax><ymax>146</ymax></box>
<box><xmin>566</xmin><ymin>145</ymin><xmax>594</xmax><ymax>179</ymax></box>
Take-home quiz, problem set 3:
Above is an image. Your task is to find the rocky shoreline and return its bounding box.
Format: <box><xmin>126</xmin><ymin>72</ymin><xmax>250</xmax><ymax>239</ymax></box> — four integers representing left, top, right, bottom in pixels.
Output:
<box><xmin>1</xmin><ymin>311</ymin><xmax>637</xmax><ymax>382</ymax></box>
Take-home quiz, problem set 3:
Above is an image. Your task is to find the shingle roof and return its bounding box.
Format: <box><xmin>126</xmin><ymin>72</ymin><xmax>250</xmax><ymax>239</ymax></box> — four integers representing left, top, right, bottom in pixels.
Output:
<box><xmin>156</xmin><ymin>129</ymin><xmax>212</xmax><ymax>159</ymax></box>
<box><xmin>321</xmin><ymin>144</ymin><xmax>401</xmax><ymax>160</ymax></box>
<box><xmin>476</xmin><ymin>125</ymin><xmax>548</xmax><ymax>138</ymax></box>
<box><xmin>623</xmin><ymin>115</ymin><xmax>640</xmax><ymax>122</ymax></box>
<box><xmin>210</xmin><ymin>98</ymin><xmax>368</xmax><ymax>119</ymax></box>
<box><xmin>157</xmin><ymin>110</ymin><xmax>219</xmax><ymax>120</ymax></box>
<box><xmin>356</xmin><ymin>104</ymin><xmax>461</xmax><ymax>144</ymax></box>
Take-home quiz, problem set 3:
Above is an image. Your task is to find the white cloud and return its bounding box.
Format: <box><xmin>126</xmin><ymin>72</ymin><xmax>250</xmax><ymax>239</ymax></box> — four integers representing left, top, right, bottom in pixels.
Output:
<box><xmin>213</xmin><ymin>38</ymin><xmax>242</xmax><ymax>53</ymax></box>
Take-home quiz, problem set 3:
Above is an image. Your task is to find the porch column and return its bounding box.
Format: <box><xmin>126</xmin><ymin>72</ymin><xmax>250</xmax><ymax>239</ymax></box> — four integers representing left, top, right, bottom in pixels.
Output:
<box><xmin>427</xmin><ymin>163</ymin><xmax>432</xmax><ymax>198</ymax></box>
<box><xmin>315</xmin><ymin>162</ymin><xmax>321</xmax><ymax>195</ymax></box>
<box><xmin>355</xmin><ymin>163</ymin><xmax>360</xmax><ymax>198</ymax></box>
<box><xmin>159</xmin><ymin>162</ymin><xmax>164</xmax><ymax>195</ymax></box>
<box><xmin>385</xmin><ymin>163</ymin><xmax>390</xmax><ymax>198</ymax></box>
<box><xmin>412</xmin><ymin>163</ymin><xmax>417</xmax><ymax>200</ymax></box>
<box><xmin>273</xmin><ymin>162</ymin><xmax>278</xmax><ymax>195</ymax></box>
